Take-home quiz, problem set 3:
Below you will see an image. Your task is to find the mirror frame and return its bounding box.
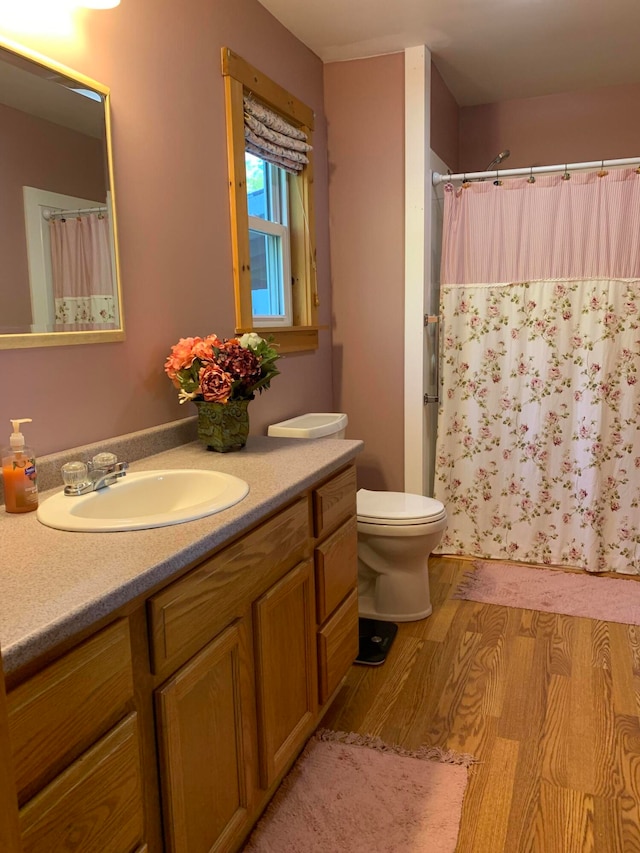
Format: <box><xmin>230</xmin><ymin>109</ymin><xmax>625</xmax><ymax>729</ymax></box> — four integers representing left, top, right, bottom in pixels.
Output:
<box><xmin>0</xmin><ymin>35</ymin><xmax>124</xmax><ymax>350</ymax></box>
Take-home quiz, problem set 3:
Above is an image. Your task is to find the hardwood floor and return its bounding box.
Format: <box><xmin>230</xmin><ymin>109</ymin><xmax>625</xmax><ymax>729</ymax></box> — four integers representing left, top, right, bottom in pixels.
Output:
<box><xmin>321</xmin><ymin>556</ymin><xmax>640</xmax><ymax>852</ymax></box>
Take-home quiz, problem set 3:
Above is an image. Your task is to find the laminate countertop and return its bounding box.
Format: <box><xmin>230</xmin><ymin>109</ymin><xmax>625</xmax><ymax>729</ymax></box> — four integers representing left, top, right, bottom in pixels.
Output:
<box><xmin>0</xmin><ymin>434</ymin><xmax>363</xmax><ymax>676</ymax></box>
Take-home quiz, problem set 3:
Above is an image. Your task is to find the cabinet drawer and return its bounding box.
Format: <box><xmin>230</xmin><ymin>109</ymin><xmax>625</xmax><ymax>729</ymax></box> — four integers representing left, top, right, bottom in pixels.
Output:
<box><xmin>19</xmin><ymin>713</ymin><xmax>144</xmax><ymax>853</ymax></box>
<box><xmin>149</xmin><ymin>498</ymin><xmax>310</xmax><ymax>675</ymax></box>
<box><xmin>317</xmin><ymin>589</ymin><xmax>359</xmax><ymax>705</ymax></box>
<box><xmin>315</xmin><ymin>517</ymin><xmax>358</xmax><ymax>624</ymax></box>
<box><xmin>7</xmin><ymin>619</ymin><xmax>134</xmax><ymax>803</ymax></box>
<box><xmin>312</xmin><ymin>465</ymin><xmax>357</xmax><ymax>539</ymax></box>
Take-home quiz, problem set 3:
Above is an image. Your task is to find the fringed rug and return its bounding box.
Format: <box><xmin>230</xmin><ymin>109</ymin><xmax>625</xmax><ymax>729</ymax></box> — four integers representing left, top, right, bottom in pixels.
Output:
<box><xmin>455</xmin><ymin>560</ymin><xmax>640</xmax><ymax>625</ymax></box>
<box><xmin>243</xmin><ymin>729</ymin><xmax>475</xmax><ymax>852</ymax></box>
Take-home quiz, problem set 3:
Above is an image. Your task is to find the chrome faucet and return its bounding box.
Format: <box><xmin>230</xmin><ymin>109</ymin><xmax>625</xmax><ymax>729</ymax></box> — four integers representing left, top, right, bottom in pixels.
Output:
<box><xmin>61</xmin><ymin>452</ymin><xmax>128</xmax><ymax>496</ymax></box>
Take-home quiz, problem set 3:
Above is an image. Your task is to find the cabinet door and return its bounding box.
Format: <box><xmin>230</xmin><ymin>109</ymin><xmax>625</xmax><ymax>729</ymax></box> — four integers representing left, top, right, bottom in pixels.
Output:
<box><xmin>253</xmin><ymin>558</ymin><xmax>317</xmax><ymax>789</ymax></box>
<box><xmin>8</xmin><ymin>619</ymin><xmax>133</xmax><ymax>804</ymax></box>
<box><xmin>19</xmin><ymin>713</ymin><xmax>144</xmax><ymax>853</ymax></box>
<box><xmin>155</xmin><ymin>619</ymin><xmax>255</xmax><ymax>853</ymax></box>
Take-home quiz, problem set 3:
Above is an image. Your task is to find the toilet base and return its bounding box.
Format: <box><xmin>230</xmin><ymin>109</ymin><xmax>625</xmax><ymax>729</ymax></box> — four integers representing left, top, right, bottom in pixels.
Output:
<box><xmin>358</xmin><ymin>592</ymin><xmax>433</xmax><ymax>623</ymax></box>
<box><xmin>355</xmin><ymin>618</ymin><xmax>398</xmax><ymax>666</ymax></box>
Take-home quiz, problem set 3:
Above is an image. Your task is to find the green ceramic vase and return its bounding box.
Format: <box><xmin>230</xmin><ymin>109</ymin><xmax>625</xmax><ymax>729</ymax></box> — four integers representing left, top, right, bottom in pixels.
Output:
<box><xmin>195</xmin><ymin>400</ymin><xmax>250</xmax><ymax>452</ymax></box>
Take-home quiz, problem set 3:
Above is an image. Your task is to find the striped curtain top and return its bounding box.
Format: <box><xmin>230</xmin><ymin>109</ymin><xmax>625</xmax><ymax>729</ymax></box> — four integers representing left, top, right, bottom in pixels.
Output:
<box><xmin>441</xmin><ymin>168</ymin><xmax>640</xmax><ymax>285</ymax></box>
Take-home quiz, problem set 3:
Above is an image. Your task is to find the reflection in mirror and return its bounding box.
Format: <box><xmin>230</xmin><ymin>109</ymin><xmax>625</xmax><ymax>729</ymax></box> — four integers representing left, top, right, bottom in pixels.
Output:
<box><xmin>0</xmin><ymin>37</ymin><xmax>124</xmax><ymax>349</ymax></box>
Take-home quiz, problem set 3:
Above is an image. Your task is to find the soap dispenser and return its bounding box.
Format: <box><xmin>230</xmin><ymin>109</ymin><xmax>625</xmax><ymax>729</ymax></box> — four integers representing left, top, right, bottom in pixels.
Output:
<box><xmin>2</xmin><ymin>418</ymin><xmax>38</xmax><ymax>513</ymax></box>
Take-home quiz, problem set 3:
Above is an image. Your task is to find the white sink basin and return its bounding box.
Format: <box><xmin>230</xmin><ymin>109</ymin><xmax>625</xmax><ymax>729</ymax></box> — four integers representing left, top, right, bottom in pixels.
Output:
<box><xmin>36</xmin><ymin>469</ymin><xmax>250</xmax><ymax>532</ymax></box>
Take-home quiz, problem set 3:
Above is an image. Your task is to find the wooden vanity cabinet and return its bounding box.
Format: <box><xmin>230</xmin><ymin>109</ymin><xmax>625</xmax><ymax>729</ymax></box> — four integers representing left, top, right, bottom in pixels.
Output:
<box><xmin>312</xmin><ymin>466</ymin><xmax>360</xmax><ymax>704</ymax></box>
<box><xmin>155</xmin><ymin>617</ymin><xmax>255</xmax><ymax>853</ymax></box>
<box><xmin>4</xmin><ymin>461</ymin><xmax>359</xmax><ymax>853</ymax></box>
<box><xmin>19</xmin><ymin>713</ymin><xmax>144</xmax><ymax>853</ymax></box>
<box><xmin>0</xmin><ymin>643</ymin><xmax>22</xmax><ymax>853</ymax></box>
<box><xmin>151</xmin><ymin>465</ymin><xmax>357</xmax><ymax>853</ymax></box>
<box><xmin>5</xmin><ymin>619</ymin><xmax>146</xmax><ymax>853</ymax></box>
<box><xmin>149</xmin><ymin>495</ymin><xmax>317</xmax><ymax>853</ymax></box>
<box><xmin>253</xmin><ymin>557</ymin><xmax>317</xmax><ymax>788</ymax></box>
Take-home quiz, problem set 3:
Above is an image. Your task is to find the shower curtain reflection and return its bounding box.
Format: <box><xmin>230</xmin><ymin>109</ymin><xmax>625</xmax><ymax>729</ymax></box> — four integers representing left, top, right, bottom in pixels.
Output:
<box><xmin>49</xmin><ymin>212</ymin><xmax>116</xmax><ymax>331</ymax></box>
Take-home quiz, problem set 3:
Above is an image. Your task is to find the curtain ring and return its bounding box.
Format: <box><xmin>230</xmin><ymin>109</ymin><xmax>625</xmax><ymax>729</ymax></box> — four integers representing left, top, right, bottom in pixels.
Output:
<box><xmin>493</xmin><ymin>169</ymin><xmax>502</xmax><ymax>186</ymax></box>
<box><xmin>597</xmin><ymin>159</ymin><xmax>608</xmax><ymax>178</ymax></box>
<box><xmin>562</xmin><ymin>165</ymin><xmax>571</xmax><ymax>181</ymax></box>
<box><xmin>462</xmin><ymin>173</ymin><xmax>470</xmax><ymax>188</ymax></box>
<box><xmin>527</xmin><ymin>166</ymin><xmax>535</xmax><ymax>184</ymax></box>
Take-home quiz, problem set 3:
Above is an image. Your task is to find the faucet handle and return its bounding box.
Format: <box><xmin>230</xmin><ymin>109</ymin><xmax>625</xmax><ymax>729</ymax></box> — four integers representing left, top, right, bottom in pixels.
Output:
<box><xmin>61</xmin><ymin>461</ymin><xmax>91</xmax><ymax>489</ymax></box>
<box><xmin>92</xmin><ymin>452</ymin><xmax>118</xmax><ymax>471</ymax></box>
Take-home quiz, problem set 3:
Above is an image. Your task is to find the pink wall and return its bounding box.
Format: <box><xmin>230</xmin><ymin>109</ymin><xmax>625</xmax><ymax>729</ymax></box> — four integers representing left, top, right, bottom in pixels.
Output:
<box><xmin>431</xmin><ymin>62</ymin><xmax>459</xmax><ymax>172</ymax></box>
<box><xmin>324</xmin><ymin>53</ymin><xmax>405</xmax><ymax>491</ymax></box>
<box><xmin>0</xmin><ymin>0</ymin><xmax>333</xmax><ymax>456</ymax></box>
<box><xmin>0</xmin><ymin>102</ymin><xmax>105</xmax><ymax>331</ymax></box>
<box><xmin>460</xmin><ymin>82</ymin><xmax>640</xmax><ymax>171</ymax></box>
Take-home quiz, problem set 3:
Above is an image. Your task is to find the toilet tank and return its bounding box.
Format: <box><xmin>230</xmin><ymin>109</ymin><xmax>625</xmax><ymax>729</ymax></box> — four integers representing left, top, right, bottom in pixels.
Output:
<box><xmin>267</xmin><ymin>413</ymin><xmax>348</xmax><ymax>439</ymax></box>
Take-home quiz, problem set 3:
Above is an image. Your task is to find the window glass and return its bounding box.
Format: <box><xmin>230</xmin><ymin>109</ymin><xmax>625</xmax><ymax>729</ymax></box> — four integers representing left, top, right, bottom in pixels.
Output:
<box><xmin>246</xmin><ymin>152</ymin><xmax>291</xmax><ymax>325</ymax></box>
<box><xmin>246</xmin><ymin>153</ymin><xmax>267</xmax><ymax>219</ymax></box>
<box><xmin>249</xmin><ymin>230</ymin><xmax>285</xmax><ymax>318</ymax></box>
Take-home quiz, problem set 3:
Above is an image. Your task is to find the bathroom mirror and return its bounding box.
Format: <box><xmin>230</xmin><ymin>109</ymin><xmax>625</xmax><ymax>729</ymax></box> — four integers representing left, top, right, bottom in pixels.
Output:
<box><xmin>0</xmin><ymin>36</ymin><xmax>124</xmax><ymax>349</ymax></box>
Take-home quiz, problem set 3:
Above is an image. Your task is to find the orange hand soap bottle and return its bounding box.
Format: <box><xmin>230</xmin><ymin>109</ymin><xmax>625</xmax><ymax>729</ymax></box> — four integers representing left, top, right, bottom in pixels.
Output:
<box><xmin>2</xmin><ymin>418</ymin><xmax>38</xmax><ymax>513</ymax></box>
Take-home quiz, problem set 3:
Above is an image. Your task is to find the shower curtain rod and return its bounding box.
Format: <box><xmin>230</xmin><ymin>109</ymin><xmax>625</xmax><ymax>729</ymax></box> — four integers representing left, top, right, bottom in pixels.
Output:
<box><xmin>42</xmin><ymin>206</ymin><xmax>107</xmax><ymax>220</ymax></box>
<box><xmin>432</xmin><ymin>155</ymin><xmax>640</xmax><ymax>186</ymax></box>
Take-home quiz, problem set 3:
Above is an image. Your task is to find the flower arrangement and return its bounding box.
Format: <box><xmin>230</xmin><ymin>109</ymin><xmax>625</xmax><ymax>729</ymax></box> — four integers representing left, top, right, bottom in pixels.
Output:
<box><xmin>164</xmin><ymin>332</ymin><xmax>280</xmax><ymax>405</ymax></box>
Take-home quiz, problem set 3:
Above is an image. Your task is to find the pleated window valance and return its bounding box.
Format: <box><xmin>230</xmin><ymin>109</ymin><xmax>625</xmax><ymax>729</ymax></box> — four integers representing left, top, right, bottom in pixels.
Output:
<box><xmin>244</xmin><ymin>95</ymin><xmax>312</xmax><ymax>174</ymax></box>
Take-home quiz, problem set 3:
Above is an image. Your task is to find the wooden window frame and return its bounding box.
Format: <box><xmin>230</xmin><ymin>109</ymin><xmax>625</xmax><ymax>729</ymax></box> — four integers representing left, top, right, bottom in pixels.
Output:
<box><xmin>222</xmin><ymin>48</ymin><xmax>319</xmax><ymax>353</ymax></box>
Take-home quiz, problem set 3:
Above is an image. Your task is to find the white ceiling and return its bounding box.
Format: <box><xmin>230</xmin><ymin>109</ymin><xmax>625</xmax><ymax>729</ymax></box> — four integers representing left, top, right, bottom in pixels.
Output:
<box><xmin>257</xmin><ymin>0</ymin><xmax>640</xmax><ymax>106</ymax></box>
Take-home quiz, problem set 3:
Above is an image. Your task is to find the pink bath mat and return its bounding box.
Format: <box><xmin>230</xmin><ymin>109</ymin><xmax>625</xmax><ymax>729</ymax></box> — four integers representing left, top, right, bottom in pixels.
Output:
<box><xmin>243</xmin><ymin>730</ymin><xmax>474</xmax><ymax>852</ymax></box>
<box><xmin>455</xmin><ymin>560</ymin><xmax>640</xmax><ymax>624</ymax></box>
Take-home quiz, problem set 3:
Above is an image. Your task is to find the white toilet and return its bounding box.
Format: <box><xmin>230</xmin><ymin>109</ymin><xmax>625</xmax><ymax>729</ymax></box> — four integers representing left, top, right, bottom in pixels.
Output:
<box><xmin>267</xmin><ymin>413</ymin><xmax>447</xmax><ymax>622</ymax></box>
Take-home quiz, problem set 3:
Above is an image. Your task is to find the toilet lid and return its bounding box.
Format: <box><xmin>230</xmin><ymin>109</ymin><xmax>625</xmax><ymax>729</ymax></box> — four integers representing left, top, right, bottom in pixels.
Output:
<box><xmin>357</xmin><ymin>489</ymin><xmax>446</xmax><ymax>525</ymax></box>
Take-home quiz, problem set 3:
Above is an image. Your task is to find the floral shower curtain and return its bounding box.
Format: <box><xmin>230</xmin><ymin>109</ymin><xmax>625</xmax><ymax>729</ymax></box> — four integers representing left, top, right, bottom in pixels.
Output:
<box><xmin>49</xmin><ymin>213</ymin><xmax>116</xmax><ymax>330</ymax></box>
<box><xmin>434</xmin><ymin>168</ymin><xmax>640</xmax><ymax>574</ymax></box>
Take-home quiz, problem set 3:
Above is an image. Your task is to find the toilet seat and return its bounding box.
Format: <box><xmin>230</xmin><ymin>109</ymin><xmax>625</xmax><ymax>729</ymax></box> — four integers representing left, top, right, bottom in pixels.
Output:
<box><xmin>356</xmin><ymin>489</ymin><xmax>446</xmax><ymax>526</ymax></box>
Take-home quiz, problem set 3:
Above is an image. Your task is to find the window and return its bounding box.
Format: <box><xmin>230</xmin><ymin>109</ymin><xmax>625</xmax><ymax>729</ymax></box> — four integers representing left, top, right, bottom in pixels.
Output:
<box><xmin>246</xmin><ymin>153</ymin><xmax>292</xmax><ymax>326</ymax></box>
<box><xmin>221</xmin><ymin>48</ymin><xmax>319</xmax><ymax>352</ymax></box>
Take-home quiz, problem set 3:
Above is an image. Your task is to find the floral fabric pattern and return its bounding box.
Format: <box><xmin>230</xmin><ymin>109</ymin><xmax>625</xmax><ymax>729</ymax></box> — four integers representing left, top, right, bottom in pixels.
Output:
<box><xmin>243</xmin><ymin>95</ymin><xmax>311</xmax><ymax>174</ymax></box>
<box><xmin>434</xmin><ymin>277</ymin><xmax>640</xmax><ymax>574</ymax></box>
<box><xmin>54</xmin><ymin>295</ymin><xmax>115</xmax><ymax>326</ymax></box>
